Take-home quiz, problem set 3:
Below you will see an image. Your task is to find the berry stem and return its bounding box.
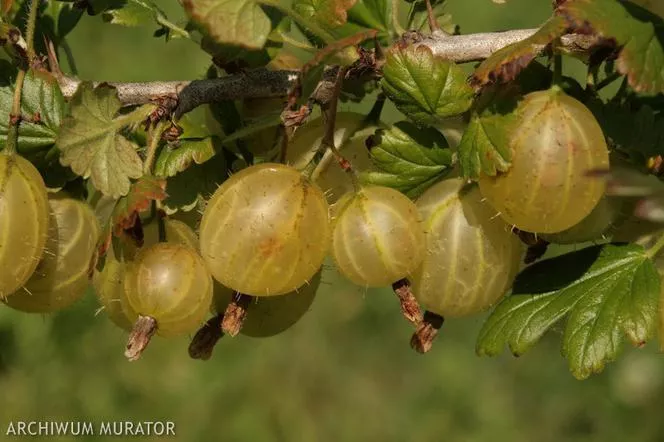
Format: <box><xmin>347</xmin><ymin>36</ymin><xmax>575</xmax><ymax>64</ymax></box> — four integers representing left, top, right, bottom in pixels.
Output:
<box><xmin>125</xmin><ymin>315</ymin><xmax>158</xmax><ymax>361</ymax></box>
<box><xmin>392</xmin><ymin>279</ymin><xmax>424</xmax><ymax>326</ymax></box>
<box><xmin>410</xmin><ymin>311</ymin><xmax>444</xmax><ymax>354</ymax></box>
<box><xmin>552</xmin><ymin>51</ymin><xmax>563</xmax><ymax>88</ymax></box>
<box><xmin>189</xmin><ymin>315</ymin><xmax>224</xmax><ymax>360</ymax></box>
<box><xmin>144</xmin><ymin>120</ymin><xmax>168</xmax><ymax>174</ymax></box>
<box><xmin>221</xmin><ymin>293</ymin><xmax>252</xmax><ymax>337</ymax></box>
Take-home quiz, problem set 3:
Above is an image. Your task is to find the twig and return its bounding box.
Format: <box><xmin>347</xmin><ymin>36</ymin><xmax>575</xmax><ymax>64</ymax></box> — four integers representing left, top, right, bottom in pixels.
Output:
<box><xmin>52</xmin><ymin>30</ymin><xmax>601</xmax><ymax>110</ymax></box>
<box><xmin>5</xmin><ymin>0</ymin><xmax>40</xmax><ymax>155</ymax></box>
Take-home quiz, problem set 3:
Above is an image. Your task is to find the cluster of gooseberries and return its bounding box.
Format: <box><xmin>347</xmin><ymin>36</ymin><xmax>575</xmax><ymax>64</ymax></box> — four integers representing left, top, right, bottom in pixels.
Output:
<box><xmin>2</xmin><ymin>85</ymin><xmax>620</xmax><ymax>359</ymax></box>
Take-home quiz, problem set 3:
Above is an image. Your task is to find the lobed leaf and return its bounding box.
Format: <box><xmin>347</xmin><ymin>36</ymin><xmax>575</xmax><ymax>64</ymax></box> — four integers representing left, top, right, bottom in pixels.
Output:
<box><xmin>381</xmin><ymin>44</ymin><xmax>474</xmax><ymax>126</ymax></box>
<box><xmin>56</xmin><ymin>83</ymin><xmax>144</xmax><ymax>198</ymax></box>
<box><xmin>361</xmin><ymin>121</ymin><xmax>452</xmax><ymax>198</ymax></box>
<box><xmin>477</xmin><ymin>244</ymin><xmax>660</xmax><ymax>380</ymax></box>
<box><xmin>472</xmin><ymin>15</ymin><xmax>568</xmax><ymax>87</ymax></box>
<box><xmin>559</xmin><ymin>0</ymin><xmax>664</xmax><ymax>94</ymax></box>
<box><xmin>183</xmin><ymin>0</ymin><xmax>272</xmax><ymax>50</ymax></box>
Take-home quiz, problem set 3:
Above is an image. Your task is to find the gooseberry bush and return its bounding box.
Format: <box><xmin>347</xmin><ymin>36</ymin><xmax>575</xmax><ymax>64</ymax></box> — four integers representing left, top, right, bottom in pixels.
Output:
<box><xmin>0</xmin><ymin>0</ymin><xmax>663</xmax><ymax>379</ymax></box>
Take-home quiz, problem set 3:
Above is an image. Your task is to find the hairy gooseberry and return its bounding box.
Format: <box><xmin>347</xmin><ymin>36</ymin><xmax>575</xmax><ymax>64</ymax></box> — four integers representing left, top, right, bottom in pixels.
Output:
<box><xmin>0</xmin><ymin>153</ymin><xmax>49</xmax><ymax>298</ymax></box>
<box><xmin>411</xmin><ymin>178</ymin><xmax>523</xmax><ymax>318</ymax></box>
<box><xmin>478</xmin><ymin>87</ymin><xmax>609</xmax><ymax>233</ymax></box>
<box><xmin>200</xmin><ymin>163</ymin><xmax>330</xmax><ymax>296</ymax></box>
<box><xmin>4</xmin><ymin>196</ymin><xmax>99</xmax><ymax>313</ymax></box>
<box><xmin>93</xmin><ymin>219</ymin><xmax>199</xmax><ymax>331</ymax></box>
<box><xmin>331</xmin><ymin>186</ymin><xmax>425</xmax><ymax>287</ymax></box>
<box><xmin>124</xmin><ymin>243</ymin><xmax>213</xmax><ymax>337</ymax></box>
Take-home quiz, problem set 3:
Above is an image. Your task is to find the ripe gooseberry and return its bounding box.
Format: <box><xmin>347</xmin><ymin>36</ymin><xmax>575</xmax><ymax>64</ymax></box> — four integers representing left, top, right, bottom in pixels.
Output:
<box><xmin>4</xmin><ymin>196</ymin><xmax>99</xmax><ymax>313</ymax></box>
<box><xmin>93</xmin><ymin>219</ymin><xmax>199</xmax><ymax>331</ymax></box>
<box><xmin>199</xmin><ymin>163</ymin><xmax>330</xmax><ymax>296</ymax></box>
<box><xmin>478</xmin><ymin>87</ymin><xmax>609</xmax><ymax>234</ymax></box>
<box><xmin>331</xmin><ymin>186</ymin><xmax>425</xmax><ymax>287</ymax></box>
<box><xmin>123</xmin><ymin>243</ymin><xmax>212</xmax><ymax>360</ymax></box>
<box><xmin>0</xmin><ymin>153</ymin><xmax>49</xmax><ymax>298</ymax></box>
<box><xmin>411</xmin><ymin>178</ymin><xmax>523</xmax><ymax>318</ymax></box>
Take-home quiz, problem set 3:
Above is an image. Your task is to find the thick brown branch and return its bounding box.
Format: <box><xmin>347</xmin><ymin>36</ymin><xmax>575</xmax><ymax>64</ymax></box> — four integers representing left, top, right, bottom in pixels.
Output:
<box><xmin>54</xmin><ymin>29</ymin><xmax>600</xmax><ymax>110</ymax></box>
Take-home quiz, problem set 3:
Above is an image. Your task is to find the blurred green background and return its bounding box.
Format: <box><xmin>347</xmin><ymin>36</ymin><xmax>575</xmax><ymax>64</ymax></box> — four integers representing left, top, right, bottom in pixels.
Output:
<box><xmin>2</xmin><ymin>1</ymin><xmax>664</xmax><ymax>441</ymax></box>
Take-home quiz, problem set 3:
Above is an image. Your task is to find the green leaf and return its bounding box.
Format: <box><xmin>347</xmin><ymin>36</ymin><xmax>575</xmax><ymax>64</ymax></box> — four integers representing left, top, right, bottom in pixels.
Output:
<box><xmin>56</xmin><ymin>83</ymin><xmax>144</xmax><ymax>199</ymax></box>
<box><xmin>559</xmin><ymin>0</ymin><xmax>664</xmax><ymax>94</ymax></box>
<box><xmin>41</xmin><ymin>1</ymin><xmax>84</xmax><ymax>41</ymax></box>
<box><xmin>154</xmin><ymin>137</ymin><xmax>220</xmax><ymax>178</ymax></box>
<box><xmin>472</xmin><ymin>15</ymin><xmax>567</xmax><ymax>87</ymax></box>
<box><xmin>0</xmin><ymin>70</ymin><xmax>64</xmax><ymax>153</ymax></box>
<box><xmin>292</xmin><ymin>0</ymin><xmax>357</xmax><ymax>28</ymax></box>
<box><xmin>101</xmin><ymin>0</ymin><xmax>164</xmax><ymax>27</ymax></box>
<box><xmin>456</xmin><ymin>88</ymin><xmax>519</xmax><ymax>180</ymax></box>
<box><xmin>162</xmin><ymin>154</ymin><xmax>227</xmax><ymax>213</ymax></box>
<box><xmin>346</xmin><ymin>0</ymin><xmax>391</xmax><ymax>32</ymax></box>
<box><xmin>183</xmin><ymin>0</ymin><xmax>272</xmax><ymax>50</ymax></box>
<box><xmin>381</xmin><ymin>44</ymin><xmax>474</xmax><ymax>126</ymax></box>
<box><xmin>361</xmin><ymin>121</ymin><xmax>452</xmax><ymax>198</ymax></box>
<box><xmin>477</xmin><ymin>244</ymin><xmax>660</xmax><ymax>380</ymax></box>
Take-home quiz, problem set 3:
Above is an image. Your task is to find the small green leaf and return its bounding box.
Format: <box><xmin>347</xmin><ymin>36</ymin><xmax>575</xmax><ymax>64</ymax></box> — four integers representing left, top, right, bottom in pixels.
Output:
<box><xmin>0</xmin><ymin>70</ymin><xmax>64</xmax><ymax>153</ymax></box>
<box><xmin>456</xmin><ymin>88</ymin><xmax>519</xmax><ymax>180</ymax></box>
<box><xmin>346</xmin><ymin>0</ymin><xmax>391</xmax><ymax>32</ymax></box>
<box><xmin>56</xmin><ymin>83</ymin><xmax>144</xmax><ymax>199</ymax></box>
<box><xmin>154</xmin><ymin>137</ymin><xmax>220</xmax><ymax>178</ymax></box>
<box><xmin>162</xmin><ymin>154</ymin><xmax>227</xmax><ymax>213</ymax></box>
<box><xmin>293</xmin><ymin>0</ymin><xmax>357</xmax><ymax>28</ymax></box>
<box><xmin>361</xmin><ymin>121</ymin><xmax>452</xmax><ymax>198</ymax></box>
<box><xmin>559</xmin><ymin>0</ymin><xmax>664</xmax><ymax>94</ymax></box>
<box><xmin>41</xmin><ymin>1</ymin><xmax>84</xmax><ymax>41</ymax></box>
<box><xmin>381</xmin><ymin>44</ymin><xmax>474</xmax><ymax>126</ymax></box>
<box><xmin>183</xmin><ymin>0</ymin><xmax>272</xmax><ymax>50</ymax></box>
<box><xmin>101</xmin><ymin>0</ymin><xmax>164</xmax><ymax>27</ymax></box>
<box><xmin>477</xmin><ymin>244</ymin><xmax>660</xmax><ymax>380</ymax></box>
<box><xmin>472</xmin><ymin>15</ymin><xmax>567</xmax><ymax>87</ymax></box>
